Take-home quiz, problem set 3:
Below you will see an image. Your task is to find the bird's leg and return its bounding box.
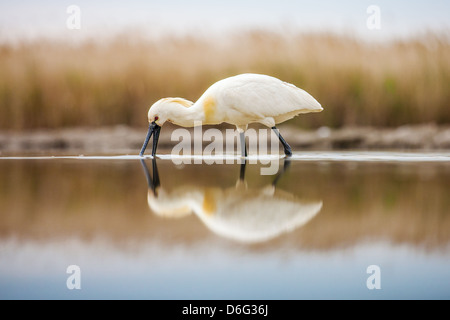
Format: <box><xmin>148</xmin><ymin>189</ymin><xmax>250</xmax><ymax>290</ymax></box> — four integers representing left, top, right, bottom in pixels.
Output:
<box><xmin>239</xmin><ymin>158</ymin><xmax>247</xmax><ymax>182</ymax></box>
<box><xmin>272</xmin><ymin>127</ymin><xmax>292</xmax><ymax>157</ymax></box>
<box><xmin>272</xmin><ymin>158</ymin><xmax>291</xmax><ymax>187</ymax></box>
<box><xmin>240</xmin><ymin>131</ymin><xmax>248</xmax><ymax>158</ymax></box>
<box><xmin>235</xmin><ymin>158</ymin><xmax>247</xmax><ymax>189</ymax></box>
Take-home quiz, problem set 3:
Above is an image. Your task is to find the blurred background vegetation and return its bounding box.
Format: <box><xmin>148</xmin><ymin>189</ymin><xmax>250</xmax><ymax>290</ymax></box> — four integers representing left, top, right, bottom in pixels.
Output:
<box><xmin>0</xmin><ymin>31</ymin><xmax>449</xmax><ymax>131</ymax></box>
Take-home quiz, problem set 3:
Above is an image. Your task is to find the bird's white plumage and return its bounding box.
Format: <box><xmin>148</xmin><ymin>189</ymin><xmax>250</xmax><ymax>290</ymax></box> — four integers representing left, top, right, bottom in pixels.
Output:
<box><xmin>202</xmin><ymin>73</ymin><xmax>322</xmax><ymax>123</ymax></box>
<box><xmin>147</xmin><ymin>184</ymin><xmax>322</xmax><ymax>243</ymax></box>
<box><xmin>141</xmin><ymin>73</ymin><xmax>323</xmax><ymax>157</ymax></box>
<box><xmin>148</xmin><ymin>73</ymin><xmax>322</xmax><ymax>130</ymax></box>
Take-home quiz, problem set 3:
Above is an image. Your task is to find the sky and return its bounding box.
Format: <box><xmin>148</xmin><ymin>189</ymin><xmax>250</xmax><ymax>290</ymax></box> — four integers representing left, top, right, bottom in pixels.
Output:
<box><xmin>0</xmin><ymin>0</ymin><xmax>449</xmax><ymax>43</ymax></box>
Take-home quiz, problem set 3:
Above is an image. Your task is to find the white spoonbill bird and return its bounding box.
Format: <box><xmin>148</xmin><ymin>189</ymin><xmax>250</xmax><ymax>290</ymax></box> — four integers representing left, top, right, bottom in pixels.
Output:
<box><xmin>139</xmin><ymin>73</ymin><xmax>322</xmax><ymax>157</ymax></box>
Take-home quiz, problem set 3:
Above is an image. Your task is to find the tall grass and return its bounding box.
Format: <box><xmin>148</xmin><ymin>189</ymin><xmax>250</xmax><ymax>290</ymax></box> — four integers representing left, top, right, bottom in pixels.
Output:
<box><xmin>1</xmin><ymin>31</ymin><xmax>449</xmax><ymax>130</ymax></box>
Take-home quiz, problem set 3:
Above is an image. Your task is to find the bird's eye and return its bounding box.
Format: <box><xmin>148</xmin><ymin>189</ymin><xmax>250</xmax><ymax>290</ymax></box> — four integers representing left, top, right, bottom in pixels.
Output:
<box><xmin>155</xmin><ymin>116</ymin><xmax>159</xmax><ymax>121</ymax></box>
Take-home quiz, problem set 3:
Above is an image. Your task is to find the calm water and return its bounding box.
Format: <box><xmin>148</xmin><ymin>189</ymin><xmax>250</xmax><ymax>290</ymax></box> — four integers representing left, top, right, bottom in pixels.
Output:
<box><xmin>1</xmin><ymin>151</ymin><xmax>449</xmax><ymax>300</ymax></box>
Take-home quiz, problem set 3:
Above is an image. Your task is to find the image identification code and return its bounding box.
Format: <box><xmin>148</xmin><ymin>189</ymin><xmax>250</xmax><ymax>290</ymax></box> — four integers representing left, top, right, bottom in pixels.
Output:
<box><xmin>182</xmin><ymin>304</ymin><xmax>269</xmax><ymax>317</ymax></box>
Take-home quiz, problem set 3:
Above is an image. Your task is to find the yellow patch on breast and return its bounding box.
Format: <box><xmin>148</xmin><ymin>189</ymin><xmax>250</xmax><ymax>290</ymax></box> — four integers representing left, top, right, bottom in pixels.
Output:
<box><xmin>203</xmin><ymin>96</ymin><xmax>216</xmax><ymax>122</ymax></box>
<box><xmin>202</xmin><ymin>189</ymin><xmax>216</xmax><ymax>216</ymax></box>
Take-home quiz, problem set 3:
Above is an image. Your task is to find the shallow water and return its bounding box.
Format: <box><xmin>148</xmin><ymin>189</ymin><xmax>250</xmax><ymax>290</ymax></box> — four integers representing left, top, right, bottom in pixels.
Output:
<box><xmin>1</xmin><ymin>151</ymin><xmax>450</xmax><ymax>299</ymax></box>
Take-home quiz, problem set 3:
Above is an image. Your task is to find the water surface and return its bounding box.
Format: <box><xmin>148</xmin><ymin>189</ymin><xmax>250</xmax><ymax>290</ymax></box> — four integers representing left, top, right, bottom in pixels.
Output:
<box><xmin>1</xmin><ymin>151</ymin><xmax>449</xmax><ymax>299</ymax></box>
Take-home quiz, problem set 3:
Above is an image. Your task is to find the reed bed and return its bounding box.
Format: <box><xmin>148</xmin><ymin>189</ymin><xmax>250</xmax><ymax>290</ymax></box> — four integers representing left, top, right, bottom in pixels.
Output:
<box><xmin>1</xmin><ymin>31</ymin><xmax>449</xmax><ymax>130</ymax></box>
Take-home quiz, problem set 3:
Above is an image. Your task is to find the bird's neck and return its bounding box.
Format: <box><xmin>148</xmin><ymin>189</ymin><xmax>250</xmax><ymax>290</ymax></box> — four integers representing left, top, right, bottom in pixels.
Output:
<box><xmin>170</xmin><ymin>102</ymin><xmax>205</xmax><ymax>127</ymax></box>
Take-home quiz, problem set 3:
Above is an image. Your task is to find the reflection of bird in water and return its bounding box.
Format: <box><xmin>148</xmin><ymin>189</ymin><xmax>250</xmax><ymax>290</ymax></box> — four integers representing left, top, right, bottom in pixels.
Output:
<box><xmin>140</xmin><ymin>159</ymin><xmax>322</xmax><ymax>243</ymax></box>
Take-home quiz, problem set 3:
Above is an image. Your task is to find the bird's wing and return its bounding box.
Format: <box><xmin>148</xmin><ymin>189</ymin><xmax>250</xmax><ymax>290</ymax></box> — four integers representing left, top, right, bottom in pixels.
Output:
<box><xmin>218</xmin><ymin>74</ymin><xmax>322</xmax><ymax>121</ymax></box>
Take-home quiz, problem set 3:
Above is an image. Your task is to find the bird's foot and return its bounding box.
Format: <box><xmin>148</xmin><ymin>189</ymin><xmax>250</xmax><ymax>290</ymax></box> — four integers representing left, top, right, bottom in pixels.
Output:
<box><xmin>284</xmin><ymin>149</ymin><xmax>293</xmax><ymax>157</ymax></box>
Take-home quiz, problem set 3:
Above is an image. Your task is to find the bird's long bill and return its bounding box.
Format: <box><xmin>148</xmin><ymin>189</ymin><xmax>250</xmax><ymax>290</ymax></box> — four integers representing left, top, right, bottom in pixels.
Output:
<box><xmin>139</xmin><ymin>158</ymin><xmax>160</xmax><ymax>194</ymax></box>
<box><xmin>139</xmin><ymin>121</ymin><xmax>161</xmax><ymax>157</ymax></box>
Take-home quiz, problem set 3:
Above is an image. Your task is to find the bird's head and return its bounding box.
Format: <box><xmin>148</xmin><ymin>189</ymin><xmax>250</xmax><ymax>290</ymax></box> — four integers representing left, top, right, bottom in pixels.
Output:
<box><xmin>147</xmin><ymin>188</ymin><xmax>193</xmax><ymax>219</ymax></box>
<box><xmin>147</xmin><ymin>97</ymin><xmax>194</xmax><ymax>126</ymax></box>
<box><xmin>140</xmin><ymin>97</ymin><xmax>194</xmax><ymax>157</ymax></box>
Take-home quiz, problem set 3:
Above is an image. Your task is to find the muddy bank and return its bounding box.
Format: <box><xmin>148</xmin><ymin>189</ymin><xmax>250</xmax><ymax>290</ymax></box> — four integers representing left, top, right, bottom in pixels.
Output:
<box><xmin>1</xmin><ymin>124</ymin><xmax>450</xmax><ymax>155</ymax></box>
